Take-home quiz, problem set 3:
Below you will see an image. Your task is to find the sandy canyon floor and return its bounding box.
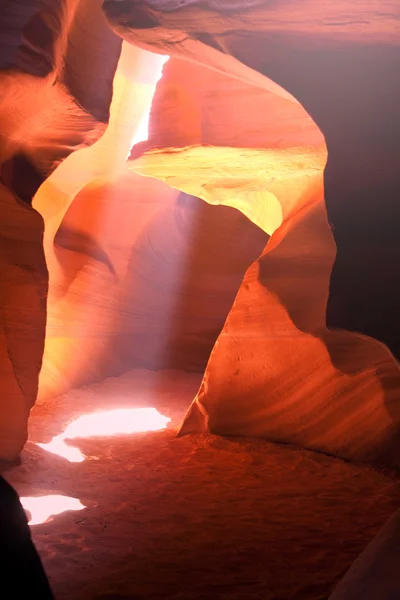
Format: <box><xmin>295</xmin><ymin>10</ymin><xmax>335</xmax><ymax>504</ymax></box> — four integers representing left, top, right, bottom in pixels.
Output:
<box><xmin>5</xmin><ymin>369</ymin><xmax>400</xmax><ymax>599</ymax></box>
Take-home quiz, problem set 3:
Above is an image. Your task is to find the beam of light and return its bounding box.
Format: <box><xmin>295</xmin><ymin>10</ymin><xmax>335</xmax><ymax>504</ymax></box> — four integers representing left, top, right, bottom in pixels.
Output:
<box><xmin>20</xmin><ymin>495</ymin><xmax>86</xmax><ymax>526</ymax></box>
<box><xmin>130</xmin><ymin>54</ymin><xmax>169</xmax><ymax>149</ymax></box>
<box><xmin>36</xmin><ymin>407</ymin><xmax>171</xmax><ymax>462</ymax></box>
<box><xmin>33</xmin><ymin>46</ymin><xmax>169</xmax><ymax>403</ymax></box>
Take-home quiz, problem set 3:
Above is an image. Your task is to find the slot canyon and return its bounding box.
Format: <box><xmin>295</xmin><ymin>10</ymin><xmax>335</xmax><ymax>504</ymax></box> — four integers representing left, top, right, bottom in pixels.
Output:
<box><xmin>0</xmin><ymin>0</ymin><xmax>399</xmax><ymax>598</ymax></box>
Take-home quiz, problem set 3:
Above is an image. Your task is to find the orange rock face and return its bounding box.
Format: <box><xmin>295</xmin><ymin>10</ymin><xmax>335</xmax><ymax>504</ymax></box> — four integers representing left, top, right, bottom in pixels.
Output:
<box><xmin>0</xmin><ymin>0</ymin><xmax>120</xmax><ymax>458</ymax></box>
<box><xmin>0</xmin><ymin>0</ymin><xmax>399</xmax><ymax>466</ymax></box>
<box><xmin>105</xmin><ymin>0</ymin><xmax>400</xmax><ymax>466</ymax></box>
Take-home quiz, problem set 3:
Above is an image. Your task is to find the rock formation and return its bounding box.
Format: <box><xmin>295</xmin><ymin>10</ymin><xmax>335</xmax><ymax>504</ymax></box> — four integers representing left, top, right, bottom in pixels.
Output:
<box><xmin>0</xmin><ymin>0</ymin><xmax>268</xmax><ymax>458</ymax></box>
<box><xmin>105</xmin><ymin>0</ymin><xmax>400</xmax><ymax>466</ymax></box>
<box><xmin>0</xmin><ymin>0</ymin><xmax>119</xmax><ymax>459</ymax></box>
<box><xmin>0</xmin><ymin>0</ymin><xmax>399</xmax><ymax>467</ymax></box>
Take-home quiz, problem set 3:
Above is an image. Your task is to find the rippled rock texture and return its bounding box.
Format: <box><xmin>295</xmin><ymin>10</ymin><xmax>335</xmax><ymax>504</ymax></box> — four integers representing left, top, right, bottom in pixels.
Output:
<box><xmin>106</xmin><ymin>0</ymin><xmax>400</xmax><ymax>466</ymax></box>
<box><xmin>0</xmin><ymin>0</ymin><xmax>399</xmax><ymax>464</ymax></box>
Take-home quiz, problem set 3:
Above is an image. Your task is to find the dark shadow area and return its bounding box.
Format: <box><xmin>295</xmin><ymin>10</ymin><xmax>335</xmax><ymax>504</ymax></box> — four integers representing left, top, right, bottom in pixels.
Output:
<box><xmin>0</xmin><ymin>476</ymin><xmax>54</xmax><ymax>598</ymax></box>
<box><xmin>236</xmin><ymin>36</ymin><xmax>400</xmax><ymax>362</ymax></box>
<box><xmin>61</xmin><ymin>0</ymin><xmax>122</xmax><ymax>123</ymax></box>
<box><xmin>231</xmin><ymin>34</ymin><xmax>400</xmax><ymax>449</ymax></box>
<box><xmin>55</xmin><ymin>226</ymin><xmax>117</xmax><ymax>277</ymax></box>
<box><xmin>19</xmin><ymin>11</ymin><xmax>57</xmax><ymax>76</ymax></box>
<box><xmin>0</xmin><ymin>1</ymin><xmax>62</xmax><ymax>76</ymax></box>
<box><xmin>0</xmin><ymin>153</ymin><xmax>45</xmax><ymax>204</ymax></box>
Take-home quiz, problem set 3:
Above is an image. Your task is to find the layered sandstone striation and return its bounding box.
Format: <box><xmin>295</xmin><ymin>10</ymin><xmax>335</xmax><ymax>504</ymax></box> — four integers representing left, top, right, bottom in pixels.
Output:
<box><xmin>0</xmin><ymin>0</ymin><xmax>121</xmax><ymax>458</ymax></box>
<box><xmin>105</xmin><ymin>0</ymin><xmax>400</xmax><ymax>466</ymax></box>
<box><xmin>0</xmin><ymin>1</ymin><xmax>270</xmax><ymax>457</ymax></box>
<box><xmin>0</xmin><ymin>0</ymin><xmax>399</xmax><ymax>466</ymax></box>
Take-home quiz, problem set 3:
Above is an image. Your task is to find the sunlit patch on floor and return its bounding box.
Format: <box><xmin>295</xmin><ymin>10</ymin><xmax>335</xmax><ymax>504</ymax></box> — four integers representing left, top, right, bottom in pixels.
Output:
<box><xmin>21</xmin><ymin>495</ymin><xmax>86</xmax><ymax>525</ymax></box>
<box><xmin>36</xmin><ymin>408</ymin><xmax>171</xmax><ymax>462</ymax></box>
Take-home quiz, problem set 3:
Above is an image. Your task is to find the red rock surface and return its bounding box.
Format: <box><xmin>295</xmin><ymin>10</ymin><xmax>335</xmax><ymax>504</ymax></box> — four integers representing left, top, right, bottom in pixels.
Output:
<box><xmin>5</xmin><ymin>369</ymin><xmax>400</xmax><ymax>600</ymax></box>
<box><xmin>38</xmin><ymin>172</ymin><xmax>267</xmax><ymax>401</ymax></box>
<box><xmin>0</xmin><ymin>0</ymin><xmax>121</xmax><ymax>458</ymax></box>
<box><xmin>1</xmin><ymin>0</ymin><xmax>400</xmax><ymax>468</ymax></box>
<box><xmin>1</xmin><ymin>1</ymin><xmax>400</xmax><ymax>597</ymax></box>
<box><xmin>105</xmin><ymin>0</ymin><xmax>400</xmax><ymax>467</ymax></box>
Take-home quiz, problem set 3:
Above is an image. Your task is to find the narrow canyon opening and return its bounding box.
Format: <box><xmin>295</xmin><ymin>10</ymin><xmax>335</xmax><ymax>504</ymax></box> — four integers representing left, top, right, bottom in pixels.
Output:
<box><xmin>0</xmin><ymin>1</ymin><xmax>399</xmax><ymax>599</ymax></box>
